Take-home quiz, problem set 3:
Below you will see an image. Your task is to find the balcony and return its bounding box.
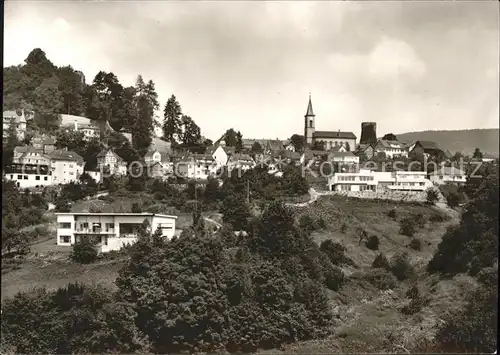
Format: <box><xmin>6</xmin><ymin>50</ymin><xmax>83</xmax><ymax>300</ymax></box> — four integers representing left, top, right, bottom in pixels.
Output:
<box><xmin>74</xmin><ymin>228</ymin><xmax>115</xmax><ymax>234</ymax></box>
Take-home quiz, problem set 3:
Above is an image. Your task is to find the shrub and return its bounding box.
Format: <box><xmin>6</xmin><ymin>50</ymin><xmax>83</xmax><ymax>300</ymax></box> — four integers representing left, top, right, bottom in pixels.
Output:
<box><xmin>399</xmin><ymin>217</ymin><xmax>416</xmax><ymax>237</ymax></box>
<box><xmin>70</xmin><ymin>237</ymin><xmax>98</xmax><ymax>264</ymax></box>
<box><xmin>406</xmin><ymin>285</ymin><xmax>420</xmax><ymax>299</ymax></box>
<box><xmin>409</xmin><ymin>238</ymin><xmax>422</xmax><ymax>251</ymax></box>
<box><xmin>324</xmin><ymin>265</ymin><xmax>344</xmax><ymax>291</ymax></box>
<box><xmin>387</xmin><ymin>208</ymin><xmax>397</xmax><ymax>219</ymax></box>
<box><xmin>340</xmin><ymin>223</ymin><xmax>347</xmax><ymax>233</ymax></box>
<box><xmin>426</xmin><ymin>187</ymin><xmax>440</xmax><ymax>205</ymax></box>
<box><xmin>390</xmin><ymin>252</ymin><xmax>414</xmax><ymax>281</ymax></box>
<box><xmin>317</xmin><ymin>217</ymin><xmax>327</xmax><ymax>229</ymax></box>
<box><xmin>414</xmin><ymin>213</ymin><xmax>426</xmax><ymax>228</ymax></box>
<box><xmin>401</xmin><ymin>296</ymin><xmax>427</xmax><ymax>315</ymax></box>
<box><xmin>299</xmin><ymin>214</ymin><xmax>316</xmax><ymax>235</ymax></box>
<box><xmin>131</xmin><ymin>203</ymin><xmax>142</xmax><ymax>213</ymax></box>
<box><xmin>365</xmin><ymin>235</ymin><xmax>380</xmax><ymax>250</ymax></box>
<box><xmin>362</xmin><ymin>268</ymin><xmax>398</xmax><ymax>290</ymax></box>
<box><xmin>320</xmin><ymin>240</ymin><xmax>355</xmax><ymax>266</ymax></box>
<box><xmin>429</xmin><ymin>213</ymin><xmax>445</xmax><ymax>223</ymax></box>
<box><xmin>372</xmin><ymin>253</ymin><xmax>390</xmax><ymax>270</ymax></box>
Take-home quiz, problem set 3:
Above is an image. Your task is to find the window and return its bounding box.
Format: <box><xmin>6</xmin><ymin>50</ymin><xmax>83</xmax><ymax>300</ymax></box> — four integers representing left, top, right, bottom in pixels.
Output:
<box><xmin>105</xmin><ymin>223</ymin><xmax>114</xmax><ymax>232</ymax></box>
<box><xmin>17</xmin><ymin>175</ymin><xmax>22</xmax><ymax>179</ymax></box>
<box><xmin>24</xmin><ymin>175</ymin><xmax>28</xmax><ymax>180</ymax></box>
<box><xmin>439</xmin><ymin>175</ymin><xmax>443</xmax><ymax>179</ymax></box>
<box><xmin>82</xmin><ymin>222</ymin><xmax>89</xmax><ymax>229</ymax></box>
<box><xmin>44</xmin><ymin>176</ymin><xmax>48</xmax><ymax>181</ymax></box>
<box><xmin>309</xmin><ymin>120</ymin><xmax>313</xmax><ymax>128</ymax></box>
<box><xmin>69</xmin><ymin>164</ymin><xmax>74</xmax><ymax>168</ymax></box>
<box><xmin>60</xmin><ymin>235</ymin><xmax>71</xmax><ymax>243</ymax></box>
<box><xmin>103</xmin><ymin>236</ymin><xmax>108</xmax><ymax>246</ymax></box>
<box><xmin>10</xmin><ymin>175</ymin><xmax>13</xmax><ymax>179</ymax></box>
<box><xmin>59</xmin><ymin>222</ymin><xmax>71</xmax><ymax>229</ymax></box>
<box><xmin>35</xmin><ymin>176</ymin><xmax>40</xmax><ymax>180</ymax></box>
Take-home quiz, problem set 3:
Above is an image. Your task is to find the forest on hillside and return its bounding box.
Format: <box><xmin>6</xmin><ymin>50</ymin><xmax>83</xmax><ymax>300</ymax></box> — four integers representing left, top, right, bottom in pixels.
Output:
<box><xmin>396</xmin><ymin>129</ymin><xmax>499</xmax><ymax>155</ymax></box>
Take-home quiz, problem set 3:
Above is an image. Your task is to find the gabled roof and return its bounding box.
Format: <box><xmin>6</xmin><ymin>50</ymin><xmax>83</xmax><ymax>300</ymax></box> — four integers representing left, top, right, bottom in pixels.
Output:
<box><xmin>414</xmin><ymin>140</ymin><xmax>441</xmax><ymax>150</ymax></box>
<box><xmin>14</xmin><ymin>146</ymin><xmax>39</xmax><ymax>154</ymax></box>
<box><xmin>32</xmin><ymin>136</ymin><xmax>56</xmax><ymax>145</ymax></box>
<box><xmin>48</xmin><ymin>149</ymin><xmax>84</xmax><ymax>163</ymax></box>
<box><xmin>355</xmin><ymin>143</ymin><xmax>374</xmax><ymax>152</ymax></box>
<box><xmin>229</xmin><ymin>153</ymin><xmax>254</xmax><ymax>162</ymax></box>
<box><xmin>96</xmin><ymin>148</ymin><xmax>122</xmax><ymax>162</ymax></box>
<box><xmin>313</xmin><ymin>131</ymin><xmax>357</xmax><ymax>140</ymax></box>
<box><xmin>330</xmin><ymin>145</ymin><xmax>346</xmax><ymax>153</ymax></box>
<box><xmin>376</xmin><ymin>139</ymin><xmax>407</xmax><ymax>149</ymax></box>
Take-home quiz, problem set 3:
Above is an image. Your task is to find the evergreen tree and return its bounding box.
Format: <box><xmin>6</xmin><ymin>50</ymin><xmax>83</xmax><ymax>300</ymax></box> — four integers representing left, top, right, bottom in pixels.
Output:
<box><xmin>163</xmin><ymin>95</ymin><xmax>182</xmax><ymax>143</ymax></box>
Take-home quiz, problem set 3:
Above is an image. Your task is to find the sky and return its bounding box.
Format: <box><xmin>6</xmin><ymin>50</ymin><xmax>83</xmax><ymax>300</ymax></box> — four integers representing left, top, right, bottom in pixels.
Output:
<box><xmin>4</xmin><ymin>0</ymin><xmax>500</xmax><ymax>141</ymax></box>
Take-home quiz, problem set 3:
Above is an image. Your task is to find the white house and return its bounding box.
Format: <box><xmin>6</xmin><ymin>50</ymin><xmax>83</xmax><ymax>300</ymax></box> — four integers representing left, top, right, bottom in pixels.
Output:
<box><xmin>429</xmin><ymin>167</ymin><xmax>467</xmax><ymax>185</ymax></box>
<box><xmin>328</xmin><ymin>169</ymin><xmax>432</xmax><ymax>192</ymax></box>
<box><xmin>13</xmin><ymin>147</ymin><xmax>51</xmax><ymax>166</ymax></box>
<box><xmin>96</xmin><ymin>148</ymin><xmax>128</xmax><ymax>176</ymax></box>
<box><xmin>211</xmin><ymin>144</ymin><xmax>229</xmax><ymax>169</ymax></box>
<box><xmin>3</xmin><ymin>163</ymin><xmax>52</xmax><ymax>188</ymax></box>
<box><xmin>227</xmin><ymin>153</ymin><xmax>255</xmax><ymax>173</ymax></box>
<box><xmin>327</xmin><ymin>151</ymin><xmax>360</xmax><ymax>164</ymax></box>
<box><xmin>176</xmin><ymin>155</ymin><xmax>218</xmax><ymax>180</ymax></box>
<box><xmin>373</xmin><ymin>139</ymin><xmax>409</xmax><ymax>159</ymax></box>
<box><xmin>55</xmin><ymin>212</ymin><xmax>177</xmax><ymax>253</ymax></box>
<box><xmin>3</xmin><ymin>110</ymin><xmax>27</xmax><ymax>142</ymax></box>
<box><xmin>49</xmin><ymin>149</ymin><xmax>85</xmax><ymax>185</ymax></box>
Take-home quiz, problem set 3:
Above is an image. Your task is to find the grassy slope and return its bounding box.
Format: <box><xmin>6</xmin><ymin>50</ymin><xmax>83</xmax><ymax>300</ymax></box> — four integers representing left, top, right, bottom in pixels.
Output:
<box><xmin>261</xmin><ymin>195</ymin><xmax>477</xmax><ymax>353</ymax></box>
<box><xmin>395</xmin><ymin>128</ymin><xmax>499</xmax><ymax>155</ymax></box>
<box><xmin>2</xmin><ymin>194</ymin><xmax>476</xmax><ymax>353</ymax></box>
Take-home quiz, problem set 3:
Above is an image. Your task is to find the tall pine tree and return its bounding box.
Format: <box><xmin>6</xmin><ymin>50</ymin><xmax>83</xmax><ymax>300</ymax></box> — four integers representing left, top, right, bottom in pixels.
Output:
<box><xmin>163</xmin><ymin>95</ymin><xmax>182</xmax><ymax>144</ymax></box>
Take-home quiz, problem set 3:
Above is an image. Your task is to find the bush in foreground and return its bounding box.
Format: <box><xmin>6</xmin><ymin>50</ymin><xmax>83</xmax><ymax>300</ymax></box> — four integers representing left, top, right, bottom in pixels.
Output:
<box><xmin>409</xmin><ymin>238</ymin><xmax>422</xmax><ymax>251</ymax></box>
<box><xmin>372</xmin><ymin>253</ymin><xmax>390</xmax><ymax>270</ymax></box>
<box><xmin>70</xmin><ymin>237</ymin><xmax>98</xmax><ymax>264</ymax></box>
<box><xmin>390</xmin><ymin>252</ymin><xmax>414</xmax><ymax>281</ymax></box>
<box><xmin>399</xmin><ymin>217</ymin><xmax>417</xmax><ymax>237</ymax></box>
<box><xmin>365</xmin><ymin>235</ymin><xmax>380</xmax><ymax>250</ymax></box>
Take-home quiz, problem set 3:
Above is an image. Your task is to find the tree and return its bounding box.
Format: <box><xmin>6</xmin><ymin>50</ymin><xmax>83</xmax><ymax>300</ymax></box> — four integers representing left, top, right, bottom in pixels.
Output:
<box><xmin>132</xmin><ymin>75</ymin><xmax>158</xmax><ymax>157</ymax></box>
<box><xmin>290</xmin><ymin>134</ymin><xmax>305</xmax><ymax>152</ymax></box>
<box><xmin>115</xmin><ymin>86</ymin><xmax>137</xmax><ymax>132</ymax></box>
<box><xmin>312</xmin><ymin>140</ymin><xmax>324</xmax><ymax>151</ymax></box>
<box><xmin>223</xmin><ymin>128</ymin><xmax>238</xmax><ymax>147</ymax></box>
<box><xmin>251</xmin><ymin>141</ymin><xmax>263</xmax><ymax>154</ymax></box>
<box><xmin>382</xmin><ymin>133</ymin><xmax>397</xmax><ymax>141</ymax></box>
<box><xmin>180</xmin><ymin>115</ymin><xmax>201</xmax><ymax>147</ymax></box>
<box><xmin>426</xmin><ymin>187</ymin><xmax>440</xmax><ymax>205</ymax></box>
<box><xmin>32</xmin><ymin>76</ymin><xmax>63</xmax><ymax>133</ymax></box>
<box><xmin>235</xmin><ymin>131</ymin><xmax>243</xmax><ymax>152</ymax></box>
<box><xmin>220</xmin><ymin>193</ymin><xmax>251</xmax><ymax>231</ymax></box>
<box><xmin>472</xmin><ymin>148</ymin><xmax>483</xmax><ymax>160</ymax></box>
<box><xmin>162</xmin><ymin>94</ymin><xmax>182</xmax><ymax>143</ymax></box>
<box><xmin>131</xmin><ymin>203</ymin><xmax>142</xmax><ymax>213</ymax></box>
<box><xmin>70</xmin><ymin>237</ymin><xmax>98</xmax><ymax>264</ymax></box>
<box><xmin>3</xmin><ymin>116</ymin><xmax>19</xmax><ymax>166</ymax></box>
<box><xmin>57</xmin><ymin>65</ymin><xmax>85</xmax><ymax>115</ymax></box>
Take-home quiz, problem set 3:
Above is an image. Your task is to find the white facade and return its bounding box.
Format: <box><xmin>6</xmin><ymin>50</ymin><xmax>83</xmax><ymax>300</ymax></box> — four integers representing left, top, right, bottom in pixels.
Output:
<box><xmin>176</xmin><ymin>156</ymin><xmax>218</xmax><ymax>179</ymax></box>
<box><xmin>328</xmin><ymin>169</ymin><xmax>432</xmax><ymax>192</ymax></box>
<box><xmin>429</xmin><ymin>167</ymin><xmax>467</xmax><ymax>185</ymax></box>
<box><xmin>4</xmin><ymin>171</ymin><xmax>52</xmax><ymax>188</ymax></box>
<box><xmin>97</xmin><ymin>149</ymin><xmax>128</xmax><ymax>176</ymax></box>
<box><xmin>13</xmin><ymin>150</ymin><xmax>51</xmax><ymax>166</ymax></box>
<box><xmin>86</xmin><ymin>170</ymin><xmax>102</xmax><ymax>183</ymax></box>
<box><xmin>50</xmin><ymin>159</ymin><xmax>85</xmax><ymax>185</ymax></box>
<box><xmin>56</xmin><ymin>213</ymin><xmax>177</xmax><ymax>253</ymax></box>
<box><xmin>3</xmin><ymin>110</ymin><xmax>27</xmax><ymax>141</ymax></box>
<box><xmin>212</xmin><ymin>146</ymin><xmax>229</xmax><ymax>169</ymax></box>
<box><xmin>374</xmin><ymin>140</ymin><xmax>409</xmax><ymax>159</ymax></box>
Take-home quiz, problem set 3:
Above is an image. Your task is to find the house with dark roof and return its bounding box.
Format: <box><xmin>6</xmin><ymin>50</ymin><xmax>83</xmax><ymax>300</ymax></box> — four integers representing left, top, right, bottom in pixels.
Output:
<box><xmin>373</xmin><ymin>139</ymin><xmax>409</xmax><ymax>159</ymax></box>
<box><xmin>31</xmin><ymin>134</ymin><xmax>56</xmax><ymax>153</ymax></box>
<box><xmin>408</xmin><ymin>140</ymin><xmax>444</xmax><ymax>158</ymax></box>
<box><xmin>303</xmin><ymin>94</ymin><xmax>357</xmax><ymax>151</ymax></box>
<box><xmin>354</xmin><ymin>143</ymin><xmax>375</xmax><ymax>159</ymax></box>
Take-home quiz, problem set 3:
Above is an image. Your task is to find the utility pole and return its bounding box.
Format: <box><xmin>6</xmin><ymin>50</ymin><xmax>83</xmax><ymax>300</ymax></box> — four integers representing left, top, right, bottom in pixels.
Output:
<box><xmin>246</xmin><ymin>179</ymin><xmax>250</xmax><ymax>204</ymax></box>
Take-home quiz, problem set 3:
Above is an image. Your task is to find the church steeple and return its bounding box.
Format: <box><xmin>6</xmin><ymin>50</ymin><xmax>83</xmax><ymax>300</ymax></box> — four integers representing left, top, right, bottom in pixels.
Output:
<box><xmin>305</xmin><ymin>93</ymin><xmax>315</xmax><ymax>117</ymax></box>
<box><xmin>304</xmin><ymin>93</ymin><xmax>315</xmax><ymax>147</ymax></box>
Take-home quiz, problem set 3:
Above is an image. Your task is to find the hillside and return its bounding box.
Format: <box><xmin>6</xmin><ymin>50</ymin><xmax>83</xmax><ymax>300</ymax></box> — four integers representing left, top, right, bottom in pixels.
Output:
<box><xmin>394</xmin><ymin>129</ymin><xmax>499</xmax><ymax>155</ymax></box>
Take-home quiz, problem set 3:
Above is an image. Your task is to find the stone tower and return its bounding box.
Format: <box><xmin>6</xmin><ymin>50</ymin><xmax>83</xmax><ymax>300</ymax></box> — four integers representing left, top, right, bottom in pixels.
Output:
<box><xmin>304</xmin><ymin>94</ymin><xmax>315</xmax><ymax>146</ymax></box>
<box><xmin>360</xmin><ymin>122</ymin><xmax>377</xmax><ymax>146</ymax></box>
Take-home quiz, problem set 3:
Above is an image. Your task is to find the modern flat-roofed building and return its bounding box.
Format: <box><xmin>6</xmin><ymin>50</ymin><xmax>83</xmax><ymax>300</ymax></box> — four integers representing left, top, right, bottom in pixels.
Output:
<box><xmin>56</xmin><ymin>212</ymin><xmax>177</xmax><ymax>253</ymax></box>
<box><xmin>328</xmin><ymin>169</ymin><xmax>432</xmax><ymax>192</ymax></box>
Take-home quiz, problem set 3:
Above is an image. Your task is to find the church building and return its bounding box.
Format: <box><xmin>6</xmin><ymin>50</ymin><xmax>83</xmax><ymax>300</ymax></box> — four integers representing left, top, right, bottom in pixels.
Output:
<box><xmin>303</xmin><ymin>95</ymin><xmax>357</xmax><ymax>151</ymax></box>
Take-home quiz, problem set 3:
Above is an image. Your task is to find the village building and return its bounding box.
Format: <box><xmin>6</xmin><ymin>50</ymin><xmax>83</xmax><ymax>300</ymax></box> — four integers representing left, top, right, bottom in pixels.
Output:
<box><xmin>2</xmin><ymin>110</ymin><xmax>27</xmax><ymax>142</ymax></box>
<box><xmin>3</xmin><ymin>163</ymin><xmax>52</xmax><ymax>188</ymax></box>
<box><xmin>354</xmin><ymin>143</ymin><xmax>375</xmax><ymax>159</ymax></box>
<box><xmin>227</xmin><ymin>153</ymin><xmax>256</xmax><ymax>172</ymax></box>
<box><xmin>373</xmin><ymin>139</ymin><xmax>409</xmax><ymax>159</ymax></box>
<box><xmin>429</xmin><ymin>167</ymin><xmax>467</xmax><ymax>185</ymax></box>
<box><xmin>13</xmin><ymin>146</ymin><xmax>52</xmax><ymax>166</ymax></box>
<box><xmin>303</xmin><ymin>95</ymin><xmax>357</xmax><ymax>151</ymax></box>
<box><xmin>48</xmin><ymin>149</ymin><xmax>85</xmax><ymax>185</ymax></box>
<box><xmin>408</xmin><ymin>140</ymin><xmax>444</xmax><ymax>158</ymax></box>
<box><xmin>55</xmin><ymin>212</ymin><xmax>177</xmax><ymax>253</ymax></box>
<box><xmin>328</xmin><ymin>169</ymin><xmax>433</xmax><ymax>192</ymax></box>
<box><xmin>96</xmin><ymin>148</ymin><xmax>128</xmax><ymax>176</ymax></box>
<box><xmin>176</xmin><ymin>154</ymin><xmax>218</xmax><ymax>180</ymax></box>
<box><xmin>31</xmin><ymin>134</ymin><xmax>56</xmax><ymax>153</ymax></box>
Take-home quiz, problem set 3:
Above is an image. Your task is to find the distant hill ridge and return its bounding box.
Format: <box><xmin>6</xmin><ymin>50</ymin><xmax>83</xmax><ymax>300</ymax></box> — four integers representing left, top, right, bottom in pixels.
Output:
<box><xmin>393</xmin><ymin>129</ymin><xmax>499</xmax><ymax>156</ymax></box>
